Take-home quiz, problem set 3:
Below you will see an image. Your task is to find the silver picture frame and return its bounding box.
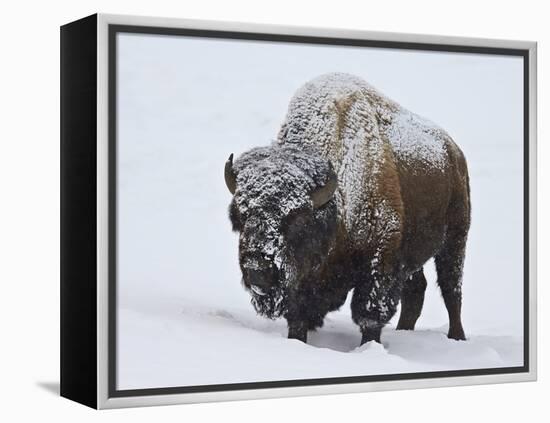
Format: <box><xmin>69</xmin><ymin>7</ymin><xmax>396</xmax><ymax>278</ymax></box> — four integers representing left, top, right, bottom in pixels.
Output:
<box><xmin>60</xmin><ymin>13</ymin><xmax>537</xmax><ymax>409</ymax></box>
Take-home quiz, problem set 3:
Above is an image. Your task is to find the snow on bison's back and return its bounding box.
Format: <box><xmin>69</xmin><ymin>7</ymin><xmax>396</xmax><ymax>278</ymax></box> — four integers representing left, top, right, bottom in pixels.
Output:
<box><xmin>225</xmin><ymin>72</ymin><xmax>471</xmax><ymax>346</ymax></box>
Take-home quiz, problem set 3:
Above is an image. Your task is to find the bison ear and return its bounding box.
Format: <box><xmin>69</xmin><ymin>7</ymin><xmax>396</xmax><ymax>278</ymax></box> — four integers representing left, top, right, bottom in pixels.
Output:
<box><xmin>224</xmin><ymin>153</ymin><xmax>237</xmax><ymax>195</ymax></box>
<box><xmin>311</xmin><ymin>165</ymin><xmax>337</xmax><ymax>209</ymax></box>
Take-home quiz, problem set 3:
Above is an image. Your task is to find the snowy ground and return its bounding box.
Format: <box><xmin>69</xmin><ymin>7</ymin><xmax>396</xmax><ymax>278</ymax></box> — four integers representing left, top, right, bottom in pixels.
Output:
<box><xmin>116</xmin><ymin>33</ymin><xmax>525</xmax><ymax>390</ymax></box>
<box><xmin>118</xmin><ymin>296</ymin><xmax>523</xmax><ymax>389</ymax></box>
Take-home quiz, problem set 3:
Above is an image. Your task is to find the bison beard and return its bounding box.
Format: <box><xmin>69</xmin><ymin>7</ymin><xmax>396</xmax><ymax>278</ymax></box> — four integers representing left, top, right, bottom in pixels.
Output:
<box><xmin>249</xmin><ymin>286</ymin><xmax>288</xmax><ymax>319</ymax></box>
<box><xmin>225</xmin><ymin>73</ymin><xmax>470</xmax><ymax>346</ymax></box>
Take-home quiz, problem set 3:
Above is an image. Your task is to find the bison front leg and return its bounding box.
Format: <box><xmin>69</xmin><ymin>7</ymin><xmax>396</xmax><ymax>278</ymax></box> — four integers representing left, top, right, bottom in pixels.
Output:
<box><xmin>287</xmin><ymin>320</ymin><xmax>308</xmax><ymax>343</ymax></box>
<box><xmin>285</xmin><ymin>293</ymin><xmax>309</xmax><ymax>343</ymax></box>
<box><xmin>351</xmin><ymin>275</ymin><xmax>400</xmax><ymax>345</ymax></box>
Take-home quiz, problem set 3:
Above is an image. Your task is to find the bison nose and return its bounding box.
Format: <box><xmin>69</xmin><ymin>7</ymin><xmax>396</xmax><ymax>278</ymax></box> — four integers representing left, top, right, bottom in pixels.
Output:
<box><xmin>246</xmin><ymin>269</ymin><xmax>272</xmax><ymax>290</ymax></box>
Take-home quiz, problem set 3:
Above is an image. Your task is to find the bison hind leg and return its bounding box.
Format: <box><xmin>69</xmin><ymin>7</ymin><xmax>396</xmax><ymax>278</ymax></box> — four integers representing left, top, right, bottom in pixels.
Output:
<box><xmin>396</xmin><ymin>268</ymin><xmax>427</xmax><ymax>331</ymax></box>
<box><xmin>435</xmin><ymin>231</ymin><xmax>468</xmax><ymax>341</ymax></box>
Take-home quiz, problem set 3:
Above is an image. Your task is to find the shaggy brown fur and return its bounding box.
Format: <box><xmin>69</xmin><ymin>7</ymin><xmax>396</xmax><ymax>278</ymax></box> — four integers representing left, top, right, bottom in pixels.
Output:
<box><xmin>228</xmin><ymin>73</ymin><xmax>471</xmax><ymax>345</ymax></box>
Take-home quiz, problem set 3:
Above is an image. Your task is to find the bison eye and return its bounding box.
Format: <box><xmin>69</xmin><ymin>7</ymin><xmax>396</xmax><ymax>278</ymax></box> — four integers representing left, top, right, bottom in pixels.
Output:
<box><xmin>285</xmin><ymin>209</ymin><xmax>309</xmax><ymax>233</ymax></box>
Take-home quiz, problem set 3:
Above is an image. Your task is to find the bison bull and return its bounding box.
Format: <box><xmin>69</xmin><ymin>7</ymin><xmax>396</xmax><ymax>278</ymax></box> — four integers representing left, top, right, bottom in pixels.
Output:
<box><xmin>225</xmin><ymin>73</ymin><xmax>470</xmax><ymax>345</ymax></box>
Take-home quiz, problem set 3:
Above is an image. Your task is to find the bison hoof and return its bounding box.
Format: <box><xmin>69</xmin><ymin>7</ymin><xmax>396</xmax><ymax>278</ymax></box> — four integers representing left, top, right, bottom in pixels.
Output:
<box><xmin>396</xmin><ymin>322</ymin><xmax>415</xmax><ymax>331</ymax></box>
<box><xmin>288</xmin><ymin>332</ymin><xmax>307</xmax><ymax>343</ymax></box>
<box><xmin>447</xmin><ymin>327</ymin><xmax>466</xmax><ymax>341</ymax></box>
<box><xmin>288</xmin><ymin>323</ymin><xmax>308</xmax><ymax>343</ymax></box>
<box><xmin>360</xmin><ymin>327</ymin><xmax>382</xmax><ymax>345</ymax></box>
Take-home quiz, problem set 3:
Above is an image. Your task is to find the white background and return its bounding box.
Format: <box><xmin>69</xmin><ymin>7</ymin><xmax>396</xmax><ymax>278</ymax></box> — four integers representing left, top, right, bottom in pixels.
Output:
<box><xmin>0</xmin><ymin>0</ymin><xmax>547</xmax><ymax>421</ymax></box>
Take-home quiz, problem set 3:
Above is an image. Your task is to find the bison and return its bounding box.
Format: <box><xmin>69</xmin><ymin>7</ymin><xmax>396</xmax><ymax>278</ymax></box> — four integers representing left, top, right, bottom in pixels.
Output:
<box><xmin>225</xmin><ymin>73</ymin><xmax>470</xmax><ymax>345</ymax></box>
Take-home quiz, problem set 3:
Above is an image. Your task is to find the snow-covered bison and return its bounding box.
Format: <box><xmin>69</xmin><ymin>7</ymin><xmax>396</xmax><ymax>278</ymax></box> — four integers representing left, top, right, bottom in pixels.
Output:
<box><xmin>225</xmin><ymin>73</ymin><xmax>470</xmax><ymax>345</ymax></box>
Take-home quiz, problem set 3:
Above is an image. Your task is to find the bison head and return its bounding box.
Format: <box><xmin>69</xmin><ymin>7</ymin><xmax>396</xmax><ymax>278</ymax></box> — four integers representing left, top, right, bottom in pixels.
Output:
<box><xmin>225</xmin><ymin>145</ymin><xmax>338</xmax><ymax>318</ymax></box>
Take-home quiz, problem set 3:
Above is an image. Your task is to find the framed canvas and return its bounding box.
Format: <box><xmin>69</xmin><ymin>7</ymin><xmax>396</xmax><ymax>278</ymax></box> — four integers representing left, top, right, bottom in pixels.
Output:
<box><xmin>60</xmin><ymin>13</ymin><xmax>537</xmax><ymax>409</ymax></box>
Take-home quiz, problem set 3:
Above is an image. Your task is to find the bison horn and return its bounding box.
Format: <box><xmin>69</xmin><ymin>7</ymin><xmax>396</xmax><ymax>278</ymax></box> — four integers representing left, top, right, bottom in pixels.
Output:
<box><xmin>224</xmin><ymin>153</ymin><xmax>237</xmax><ymax>194</ymax></box>
<box><xmin>311</xmin><ymin>167</ymin><xmax>337</xmax><ymax>209</ymax></box>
